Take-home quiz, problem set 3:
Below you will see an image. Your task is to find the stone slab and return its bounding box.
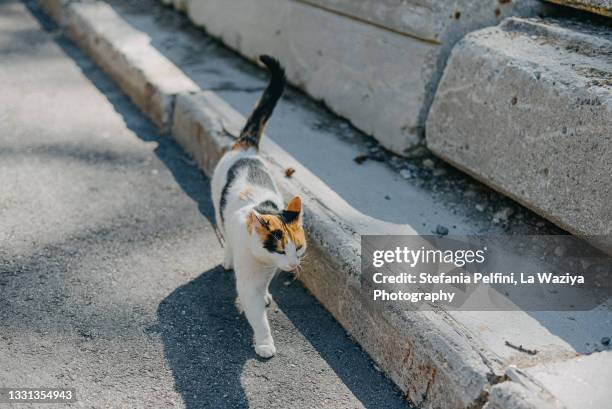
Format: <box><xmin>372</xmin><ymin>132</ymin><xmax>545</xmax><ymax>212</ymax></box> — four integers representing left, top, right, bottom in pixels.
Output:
<box><xmin>180</xmin><ymin>0</ymin><xmax>546</xmax><ymax>155</ymax></box>
<box><xmin>63</xmin><ymin>2</ymin><xmax>198</xmax><ymax>130</ymax></box>
<box><xmin>523</xmin><ymin>351</ymin><xmax>612</xmax><ymax>409</ymax></box>
<box><xmin>546</xmin><ymin>0</ymin><xmax>612</xmax><ymax>17</ymax></box>
<box><xmin>427</xmin><ymin>17</ymin><xmax>612</xmax><ymax>251</ymax></box>
<box><xmin>484</xmin><ymin>381</ymin><xmax>560</xmax><ymax>409</ymax></box>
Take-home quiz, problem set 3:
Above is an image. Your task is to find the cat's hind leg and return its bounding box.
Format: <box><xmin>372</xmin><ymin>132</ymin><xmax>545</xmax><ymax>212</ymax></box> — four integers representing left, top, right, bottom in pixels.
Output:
<box><xmin>264</xmin><ymin>273</ymin><xmax>274</xmax><ymax>307</ymax></box>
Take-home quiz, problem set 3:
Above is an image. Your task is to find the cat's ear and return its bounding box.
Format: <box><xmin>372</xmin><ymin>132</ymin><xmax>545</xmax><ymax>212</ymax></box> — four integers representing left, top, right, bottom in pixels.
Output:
<box><xmin>286</xmin><ymin>196</ymin><xmax>302</xmax><ymax>214</ymax></box>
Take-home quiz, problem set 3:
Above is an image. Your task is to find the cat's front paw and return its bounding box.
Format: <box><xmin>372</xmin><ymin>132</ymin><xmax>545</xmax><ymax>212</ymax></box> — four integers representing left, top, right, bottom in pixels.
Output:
<box><xmin>264</xmin><ymin>293</ymin><xmax>273</xmax><ymax>307</ymax></box>
<box><xmin>255</xmin><ymin>343</ymin><xmax>276</xmax><ymax>358</ymax></box>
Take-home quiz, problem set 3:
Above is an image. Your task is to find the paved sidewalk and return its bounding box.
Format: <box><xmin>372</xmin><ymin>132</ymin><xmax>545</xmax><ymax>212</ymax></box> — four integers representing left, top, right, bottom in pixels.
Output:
<box><xmin>0</xmin><ymin>2</ymin><xmax>408</xmax><ymax>408</ymax></box>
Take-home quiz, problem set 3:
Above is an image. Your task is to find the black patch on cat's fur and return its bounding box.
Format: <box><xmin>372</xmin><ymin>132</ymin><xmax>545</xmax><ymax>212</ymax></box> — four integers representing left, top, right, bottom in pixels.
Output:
<box><xmin>263</xmin><ymin>229</ymin><xmax>284</xmax><ymax>254</ymax></box>
<box><xmin>255</xmin><ymin>200</ymin><xmax>279</xmax><ymax>214</ymax></box>
<box><xmin>220</xmin><ymin>158</ymin><xmax>276</xmax><ymax>226</ymax></box>
<box><xmin>236</xmin><ymin>55</ymin><xmax>286</xmax><ymax>150</ymax></box>
<box><xmin>281</xmin><ymin>210</ymin><xmax>300</xmax><ymax>224</ymax></box>
<box><xmin>255</xmin><ymin>201</ymin><xmax>299</xmax><ymax>225</ymax></box>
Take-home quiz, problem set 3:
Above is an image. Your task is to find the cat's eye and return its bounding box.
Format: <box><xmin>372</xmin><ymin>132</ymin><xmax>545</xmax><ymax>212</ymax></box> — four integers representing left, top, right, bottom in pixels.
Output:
<box><xmin>296</xmin><ymin>245</ymin><xmax>303</xmax><ymax>251</ymax></box>
<box><xmin>271</xmin><ymin>229</ymin><xmax>283</xmax><ymax>240</ymax></box>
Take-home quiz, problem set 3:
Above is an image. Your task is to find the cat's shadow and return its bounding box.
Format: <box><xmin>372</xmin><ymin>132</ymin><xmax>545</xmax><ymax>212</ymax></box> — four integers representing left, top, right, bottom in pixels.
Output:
<box><xmin>153</xmin><ymin>266</ymin><xmax>252</xmax><ymax>408</ymax></box>
<box><xmin>153</xmin><ymin>266</ymin><xmax>410</xmax><ymax>409</ymax></box>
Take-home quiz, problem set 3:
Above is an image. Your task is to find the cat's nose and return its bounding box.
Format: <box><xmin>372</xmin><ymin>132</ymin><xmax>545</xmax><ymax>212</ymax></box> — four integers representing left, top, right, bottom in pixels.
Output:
<box><xmin>288</xmin><ymin>261</ymin><xmax>299</xmax><ymax>270</ymax></box>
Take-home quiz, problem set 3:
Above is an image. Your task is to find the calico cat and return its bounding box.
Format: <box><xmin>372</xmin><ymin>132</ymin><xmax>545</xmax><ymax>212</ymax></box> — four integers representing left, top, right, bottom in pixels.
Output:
<box><xmin>211</xmin><ymin>55</ymin><xmax>306</xmax><ymax>358</ymax></box>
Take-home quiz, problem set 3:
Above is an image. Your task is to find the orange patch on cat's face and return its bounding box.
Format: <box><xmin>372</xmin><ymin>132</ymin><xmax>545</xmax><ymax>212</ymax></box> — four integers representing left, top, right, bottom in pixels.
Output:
<box><xmin>247</xmin><ymin>211</ymin><xmax>305</xmax><ymax>253</ymax></box>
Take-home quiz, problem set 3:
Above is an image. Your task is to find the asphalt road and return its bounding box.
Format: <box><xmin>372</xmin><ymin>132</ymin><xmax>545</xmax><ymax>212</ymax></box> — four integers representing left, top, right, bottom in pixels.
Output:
<box><xmin>0</xmin><ymin>2</ymin><xmax>409</xmax><ymax>408</ymax></box>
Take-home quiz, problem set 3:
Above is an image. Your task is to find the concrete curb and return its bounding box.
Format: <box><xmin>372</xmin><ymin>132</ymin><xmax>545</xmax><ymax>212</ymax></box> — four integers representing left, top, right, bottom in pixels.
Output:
<box><xmin>59</xmin><ymin>1</ymin><xmax>198</xmax><ymax>130</ymax></box>
<box><xmin>38</xmin><ymin>1</ymin><xmax>578</xmax><ymax>408</ymax></box>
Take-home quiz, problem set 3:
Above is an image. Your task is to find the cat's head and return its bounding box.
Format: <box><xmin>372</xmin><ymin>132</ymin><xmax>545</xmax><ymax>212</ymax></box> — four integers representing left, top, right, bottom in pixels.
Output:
<box><xmin>247</xmin><ymin>196</ymin><xmax>307</xmax><ymax>272</ymax></box>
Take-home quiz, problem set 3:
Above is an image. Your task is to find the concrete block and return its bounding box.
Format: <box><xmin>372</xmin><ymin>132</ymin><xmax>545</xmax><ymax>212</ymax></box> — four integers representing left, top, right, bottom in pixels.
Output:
<box><xmin>182</xmin><ymin>0</ymin><xmax>546</xmax><ymax>155</ymax></box>
<box><xmin>427</xmin><ymin>17</ymin><xmax>612</xmax><ymax>249</ymax></box>
<box><xmin>523</xmin><ymin>351</ymin><xmax>612</xmax><ymax>409</ymax></box>
<box><xmin>484</xmin><ymin>381</ymin><xmax>560</xmax><ymax>409</ymax></box>
<box><xmin>64</xmin><ymin>2</ymin><xmax>198</xmax><ymax>130</ymax></box>
<box><xmin>545</xmin><ymin>0</ymin><xmax>612</xmax><ymax>17</ymax></box>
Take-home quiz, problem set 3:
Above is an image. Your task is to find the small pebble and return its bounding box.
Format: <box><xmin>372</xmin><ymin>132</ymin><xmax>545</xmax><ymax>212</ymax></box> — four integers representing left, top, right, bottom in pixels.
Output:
<box><xmin>433</xmin><ymin>168</ymin><xmax>447</xmax><ymax>177</ymax></box>
<box><xmin>492</xmin><ymin>207</ymin><xmax>513</xmax><ymax>223</ymax></box>
<box><xmin>399</xmin><ymin>169</ymin><xmax>412</xmax><ymax>179</ymax></box>
<box><xmin>422</xmin><ymin>158</ymin><xmax>435</xmax><ymax>170</ymax></box>
<box><xmin>384</xmin><ymin>195</ymin><xmax>391</xmax><ymax>200</ymax></box>
<box><xmin>602</xmin><ymin>337</ymin><xmax>610</xmax><ymax>346</ymax></box>
<box><xmin>353</xmin><ymin>155</ymin><xmax>367</xmax><ymax>164</ymax></box>
<box><xmin>404</xmin><ymin>145</ymin><xmax>428</xmax><ymax>159</ymax></box>
<box><xmin>475</xmin><ymin>204</ymin><xmax>486</xmax><ymax>212</ymax></box>
<box><xmin>389</xmin><ymin>157</ymin><xmax>404</xmax><ymax>170</ymax></box>
<box><xmin>436</xmin><ymin>225</ymin><xmax>449</xmax><ymax>236</ymax></box>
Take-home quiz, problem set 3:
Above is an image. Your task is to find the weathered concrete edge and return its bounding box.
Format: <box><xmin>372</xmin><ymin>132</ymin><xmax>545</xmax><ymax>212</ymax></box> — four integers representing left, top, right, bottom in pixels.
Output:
<box><xmin>38</xmin><ymin>1</ymin><xmax>520</xmax><ymax>407</ymax></box>
<box><xmin>545</xmin><ymin>0</ymin><xmax>612</xmax><ymax>17</ymax></box>
<box><xmin>51</xmin><ymin>0</ymin><xmax>198</xmax><ymax>131</ymax></box>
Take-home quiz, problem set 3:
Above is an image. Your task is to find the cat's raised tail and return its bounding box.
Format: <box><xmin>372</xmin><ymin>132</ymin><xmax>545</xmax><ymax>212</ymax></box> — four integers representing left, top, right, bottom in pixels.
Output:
<box><xmin>232</xmin><ymin>55</ymin><xmax>286</xmax><ymax>151</ymax></box>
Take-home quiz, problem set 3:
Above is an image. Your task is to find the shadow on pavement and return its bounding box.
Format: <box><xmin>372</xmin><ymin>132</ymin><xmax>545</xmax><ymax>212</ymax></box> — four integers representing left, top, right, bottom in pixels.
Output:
<box><xmin>156</xmin><ymin>267</ymin><xmax>409</xmax><ymax>409</ymax></box>
<box><xmin>23</xmin><ymin>0</ymin><xmax>215</xmax><ymax>222</ymax></box>
<box><xmin>156</xmin><ymin>265</ymin><xmax>252</xmax><ymax>408</ymax></box>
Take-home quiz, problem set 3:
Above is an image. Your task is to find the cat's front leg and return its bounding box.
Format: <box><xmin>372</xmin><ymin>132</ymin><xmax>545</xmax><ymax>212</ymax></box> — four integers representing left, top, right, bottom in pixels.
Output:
<box><xmin>222</xmin><ymin>245</ymin><xmax>234</xmax><ymax>270</ymax></box>
<box><xmin>235</xmin><ymin>270</ymin><xmax>275</xmax><ymax>358</ymax></box>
